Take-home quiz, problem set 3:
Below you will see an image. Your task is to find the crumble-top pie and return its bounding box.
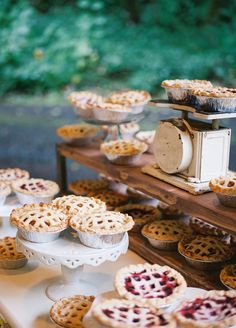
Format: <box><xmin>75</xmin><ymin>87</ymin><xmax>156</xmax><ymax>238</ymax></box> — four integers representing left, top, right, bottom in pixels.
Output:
<box><xmin>0</xmin><ymin>168</ymin><xmax>30</xmax><ymax>186</ymax></box>
<box><xmin>220</xmin><ymin>264</ymin><xmax>236</xmax><ymax>290</ymax></box>
<box><xmin>50</xmin><ymin>295</ymin><xmax>95</xmax><ymax>328</ymax></box>
<box><xmin>115</xmin><ymin>263</ymin><xmax>187</xmax><ymax>308</ymax></box>
<box><xmin>0</xmin><ymin>236</ymin><xmax>27</xmax><ymax>269</ymax></box>
<box><xmin>93</xmin><ymin>298</ymin><xmax>176</xmax><ymax>328</ymax></box>
<box><xmin>86</xmin><ymin>190</ymin><xmax>129</xmax><ymax>209</ymax></box>
<box><xmin>12</xmin><ymin>178</ymin><xmax>59</xmax><ymax>196</ymax></box>
<box><xmin>56</xmin><ymin>124</ymin><xmax>99</xmax><ymax>139</ymax></box>
<box><xmin>192</xmin><ymin>87</ymin><xmax>236</xmax><ymax>98</ymax></box>
<box><xmin>107</xmin><ymin>90</ymin><xmax>151</xmax><ymax>106</ymax></box>
<box><xmin>69</xmin><ymin>179</ymin><xmax>108</xmax><ymax>196</ymax></box>
<box><xmin>174</xmin><ymin>290</ymin><xmax>236</xmax><ymax>328</ymax></box>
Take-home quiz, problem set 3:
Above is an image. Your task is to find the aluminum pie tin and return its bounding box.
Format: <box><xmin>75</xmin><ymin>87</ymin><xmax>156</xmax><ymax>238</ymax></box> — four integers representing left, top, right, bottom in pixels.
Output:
<box><xmin>15</xmin><ymin>191</ymin><xmax>57</xmax><ymax>205</ymax></box>
<box><xmin>77</xmin><ymin>230</ymin><xmax>125</xmax><ymax>249</ymax></box>
<box><xmin>216</xmin><ymin>193</ymin><xmax>236</xmax><ymax>208</ymax></box>
<box><xmin>18</xmin><ymin>227</ymin><xmax>66</xmax><ymax>243</ymax></box>
<box><xmin>193</xmin><ymin>95</ymin><xmax>236</xmax><ymax>112</ymax></box>
<box><xmin>163</xmin><ymin>86</ymin><xmax>193</xmax><ymax>105</ymax></box>
<box><xmin>0</xmin><ymin>257</ymin><xmax>28</xmax><ymax>270</ymax></box>
<box><xmin>103</xmin><ymin>151</ymin><xmax>145</xmax><ymax>165</ymax></box>
<box><xmin>130</xmin><ymin>103</ymin><xmax>145</xmax><ymax>114</ymax></box>
<box><xmin>92</xmin><ymin>107</ymin><xmax>130</xmax><ymax>123</ymax></box>
<box><xmin>220</xmin><ymin>277</ymin><xmax>235</xmax><ymax>291</ymax></box>
<box><xmin>142</xmin><ymin>232</ymin><xmax>178</xmax><ymax>251</ymax></box>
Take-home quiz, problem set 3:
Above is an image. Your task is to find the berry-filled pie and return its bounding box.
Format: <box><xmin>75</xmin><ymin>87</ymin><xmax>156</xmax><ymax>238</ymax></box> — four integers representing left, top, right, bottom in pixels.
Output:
<box><xmin>174</xmin><ymin>290</ymin><xmax>236</xmax><ymax>328</ymax></box>
<box><xmin>93</xmin><ymin>298</ymin><xmax>176</xmax><ymax>328</ymax></box>
<box><xmin>220</xmin><ymin>264</ymin><xmax>236</xmax><ymax>290</ymax></box>
<box><xmin>69</xmin><ymin>179</ymin><xmax>108</xmax><ymax>196</ymax></box>
<box><xmin>86</xmin><ymin>190</ymin><xmax>129</xmax><ymax>209</ymax></box>
<box><xmin>0</xmin><ymin>236</ymin><xmax>27</xmax><ymax>269</ymax></box>
<box><xmin>0</xmin><ymin>168</ymin><xmax>30</xmax><ymax>186</ymax></box>
<box><xmin>50</xmin><ymin>295</ymin><xmax>95</xmax><ymax>328</ymax></box>
<box><xmin>115</xmin><ymin>263</ymin><xmax>187</xmax><ymax>307</ymax></box>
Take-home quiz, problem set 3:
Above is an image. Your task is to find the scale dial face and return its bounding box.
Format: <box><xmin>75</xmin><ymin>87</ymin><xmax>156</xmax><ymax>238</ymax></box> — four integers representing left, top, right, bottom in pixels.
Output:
<box><xmin>154</xmin><ymin>120</ymin><xmax>193</xmax><ymax>174</ymax></box>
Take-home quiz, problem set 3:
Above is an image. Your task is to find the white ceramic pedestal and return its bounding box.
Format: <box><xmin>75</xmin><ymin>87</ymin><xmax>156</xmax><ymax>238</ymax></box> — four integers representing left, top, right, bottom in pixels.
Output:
<box><xmin>17</xmin><ymin>229</ymin><xmax>129</xmax><ymax>301</ymax></box>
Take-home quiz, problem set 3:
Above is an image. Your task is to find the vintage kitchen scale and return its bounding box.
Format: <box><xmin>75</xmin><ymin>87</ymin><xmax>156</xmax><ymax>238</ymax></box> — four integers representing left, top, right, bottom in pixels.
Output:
<box><xmin>142</xmin><ymin>100</ymin><xmax>236</xmax><ymax>195</ymax></box>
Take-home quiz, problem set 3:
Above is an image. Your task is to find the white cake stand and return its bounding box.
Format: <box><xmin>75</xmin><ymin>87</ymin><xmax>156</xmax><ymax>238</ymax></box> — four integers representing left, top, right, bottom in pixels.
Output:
<box><xmin>17</xmin><ymin>229</ymin><xmax>129</xmax><ymax>301</ymax></box>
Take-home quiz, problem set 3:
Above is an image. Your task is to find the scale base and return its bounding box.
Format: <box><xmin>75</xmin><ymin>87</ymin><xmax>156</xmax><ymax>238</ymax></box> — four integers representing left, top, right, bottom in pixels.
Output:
<box><xmin>142</xmin><ymin>165</ymin><xmax>211</xmax><ymax>195</ymax></box>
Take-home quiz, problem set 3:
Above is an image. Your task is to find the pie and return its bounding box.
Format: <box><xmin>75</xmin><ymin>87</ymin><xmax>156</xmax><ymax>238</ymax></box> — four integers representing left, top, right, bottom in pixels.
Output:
<box><xmin>50</xmin><ymin>295</ymin><xmax>95</xmax><ymax>328</ymax></box>
<box><xmin>174</xmin><ymin>290</ymin><xmax>236</xmax><ymax>328</ymax></box>
<box><xmin>93</xmin><ymin>299</ymin><xmax>176</xmax><ymax>328</ymax></box>
<box><xmin>70</xmin><ymin>210</ymin><xmax>134</xmax><ymax>234</ymax></box>
<box><xmin>161</xmin><ymin>80</ymin><xmax>212</xmax><ymax>89</ymax></box>
<box><xmin>56</xmin><ymin>124</ymin><xmax>99</xmax><ymax>139</ymax></box>
<box><xmin>12</xmin><ymin>178</ymin><xmax>59</xmax><ymax>196</ymax></box>
<box><xmin>0</xmin><ymin>168</ymin><xmax>30</xmax><ymax>186</ymax></box>
<box><xmin>86</xmin><ymin>190</ymin><xmax>129</xmax><ymax>209</ymax></box>
<box><xmin>107</xmin><ymin>90</ymin><xmax>151</xmax><ymax>106</ymax></box>
<box><xmin>0</xmin><ymin>182</ymin><xmax>11</xmax><ymax>197</ymax></box>
<box><xmin>0</xmin><ymin>236</ymin><xmax>26</xmax><ymax>261</ymax></box>
<box><xmin>94</xmin><ymin>102</ymin><xmax>132</xmax><ymax>113</ymax></box>
<box><xmin>68</xmin><ymin>91</ymin><xmax>103</xmax><ymax>109</ymax></box>
<box><xmin>101</xmin><ymin>140</ymin><xmax>147</xmax><ymax>156</ymax></box>
<box><xmin>142</xmin><ymin>220</ymin><xmax>191</xmax><ymax>242</ymax></box>
<box><xmin>158</xmin><ymin>202</ymin><xmax>187</xmax><ymax>219</ymax></box>
<box><xmin>115</xmin><ymin>263</ymin><xmax>187</xmax><ymax>307</ymax></box>
<box><xmin>52</xmin><ymin>195</ymin><xmax>106</xmax><ymax>217</ymax></box>
<box><xmin>209</xmin><ymin>174</ymin><xmax>236</xmax><ymax>195</ymax></box>
<box><xmin>192</xmin><ymin>87</ymin><xmax>236</xmax><ymax>98</ymax></box>
<box><xmin>69</xmin><ymin>179</ymin><xmax>108</xmax><ymax>196</ymax></box>
<box><xmin>190</xmin><ymin>217</ymin><xmax>231</xmax><ymax>241</ymax></box>
<box><xmin>220</xmin><ymin>264</ymin><xmax>236</xmax><ymax>290</ymax></box>
<box><xmin>178</xmin><ymin>235</ymin><xmax>233</xmax><ymax>262</ymax></box>
<box><xmin>10</xmin><ymin>203</ymin><xmax>69</xmax><ymax>232</ymax></box>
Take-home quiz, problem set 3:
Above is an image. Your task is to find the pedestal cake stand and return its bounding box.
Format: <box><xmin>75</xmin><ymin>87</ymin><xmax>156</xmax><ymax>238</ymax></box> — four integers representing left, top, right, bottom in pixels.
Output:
<box><xmin>17</xmin><ymin>229</ymin><xmax>129</xmax><ymax>301</ymax></box>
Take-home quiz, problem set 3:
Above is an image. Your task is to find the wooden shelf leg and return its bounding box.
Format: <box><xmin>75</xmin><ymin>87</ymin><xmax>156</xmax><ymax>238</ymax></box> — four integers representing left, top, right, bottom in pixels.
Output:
<box><xmin>56</xmin><ymin>145</ymin><xmax>67</xmax><ymax>194</ymax></box>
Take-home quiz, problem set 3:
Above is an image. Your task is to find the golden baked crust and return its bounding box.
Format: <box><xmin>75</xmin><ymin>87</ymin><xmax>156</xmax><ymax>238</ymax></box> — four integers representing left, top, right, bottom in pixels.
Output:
<box><xmin>56</xmin><ymin>124</ymin><xmax>99</xmax><ymax>138</ymax></box>
<box><xmin>0</xmin><ymin>168</ymin><xmax>30</xmax><ymax>185</ymax></box>
<box><xmin>86</xmin><ymin>190</ymin><xmax>129</xmax><ymax>209</ymax></box>
<box><xmin>142</xmin><ymin>220</ymin><xmax>191</xmax><ymax>242</ymax></box>
<box><xmin>107</xmin><ymin>90</ymin><xmax>151</xmax><ymax>106</ymax></box>
<box><xmin>209</xmin><ymin>174</ymin><xmax>236</xmax><ymax>195</ymax></box>
<box><xmin>68</xmin><ymin>91</ymin><xmax>103</xmax><ymax>110</ymax></box>
<box><xmin>178</xmin><ymin>235</ymin><xmax>233</xmax><ymax>262</ymax></box>
<box><xmin>94</xmin><ymin>102</ymin><xmax>131</xmax><ymax>112</ymax></box>
<box><xmin>12</xmin><ymin>178</ymin><xmax>59</xmax><ymax>196</ymax></box>
<box><xmin>161</xmin><ymin>79</ymin><xmax>212</xmax><ymax>89</ymax></box>
<box><xmin>0</xmin><ymin>237</ymin><xmax>26</xmax><ymax>260</ymax></box>
<box><xmin>50</xmin><ymin>295</ymin><xmax>95</xmax><ymax>328</ymax></box>
<box><xmin>192</xmin><ymin>87</ymin><xmax>236</xmax><ymax>98</ymax></box>
<box><xmin>190</xmin><ymin>217</ymin><xmax>231</xmax><ymax>241</ymax></box>
<box><xmin>69</xmin><ymin>179</ymin><xmax>108</xmax><ymax>196</ymax></box>
<box><xmin>0</xmin><ymin>182</ymin><xmax>11</xmax><ymax>197</ymax></box>
<box><xmin>101</xmin><ymin>139</ymin><xmax>147</xmax><ymax>156</ymax></box>
<box><xmin>220</xmin><ymin>264</ymin><xmax>236</xmax><ymax>289</ymax></box>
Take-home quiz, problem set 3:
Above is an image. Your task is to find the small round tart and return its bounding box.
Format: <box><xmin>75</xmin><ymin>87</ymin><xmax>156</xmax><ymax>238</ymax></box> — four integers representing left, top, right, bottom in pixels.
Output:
<box><xmin>107</xmin><ymin>90</ymin><xmax>151</xmax><ymax>106</ymax></box>
<box><xmin>86</xmin><ymin>190</ymin><xmax>129</xmax><ymax>209</ymax></box>
<box><xmin>52</xmin><ymin>195</ymin><xmax>106</xmax><ymax>217</ymax></box>
<box><xmin>174</xmin><ymin>290</ymin><xmax>236</xmax><ymax>328</ymax></box>
<box><xmin>56</xmin><ymin>124</ymin><xmax>99</xmax><ymax>139</ymax></box>
<box><xmin>68</xmin><ymin>91</ymin><xmax>103</xmax><ymax>109</ymax></box>
<box><xmin>12</xmin><ymin>178</ymin><xmax>59</xmax><ymax>196</ymax></box>
<box><xmin>115</xmin><ymin>204</ymin><xmax>161</xmax><ymax>227</ymax></box>
<box><xmin>70</xmin><ymin>210</ymin><xmax>134</xmax><ymax>234</ymax></box>
<box><xmin>69</xmin><ymin>179</ymin><xmax>108</xmax><ymax>196</ymax></box>
<box><xmin>50</xmin><ymin>295</ymin><xmax>95</xmax><ymax>328</ymax></box>
<box><xmin>92</xmin><ymin>298</ymin><xmax>176</xmax><ymax>328</ymax></box>
<box><xmin>142</xmin><ymin>220</ymin><xmax>191</xmax><ymax>242</ymax></box>
<box><xmin>161</xmin><ymin>80</ymin><xmax>212</xmax><ymax>89</ymax></box>
<box><xmin>101</xmin><ymin>139</ymin><xmax>147</xmax><ymax>156</ymax></box>
<box><xmin>0</xmin><ymin>168</ymin><xmax>30</xmax><ymax>186</ymax></box>
<box><xmin>115</xmin><ymin>263</ymin><xmax>187</xmax><ymax>308</ymax></box>
<box><xmin>220</xmin><ymin>264</ymin><xmax>236</xmax><ymax>290</ymax></box>
<box><xmin>0</xmin><ymin>182</ymin><xmax>11</xmax><ymax>196</ymax></box>
<box><xmin>0</xmin><ymin>236</ymin><xmax>25</xmax><ymax>261</ymax></box>
<box><xmin>178</xmin><ymin>235</ymin><xmax>233</xmax><ymax>262</ymax></box>
<box><xmin>210</xmin><ymin>174</ymin><xmax>236</xmax><ymax>195</ymax></box>
<box><xmin>192</xmin><ymin>87</ymin><xmax>236</xmax><ymax>98</ymax></box>
<box><xmin>10</xmin><ymin>203</ymin><xmax>69</xmax><ymax>232</ymax></box>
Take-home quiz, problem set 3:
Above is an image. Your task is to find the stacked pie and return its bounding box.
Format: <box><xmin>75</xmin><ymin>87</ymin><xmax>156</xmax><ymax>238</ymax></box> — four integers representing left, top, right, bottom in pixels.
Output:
<box><xmin>210</xmin><ymin>174</ymin><xmax>236</xmax><ymax>207</ymax></box>
<box><xmin>69</xmin><ymin>179</ymin><xmax>108</xmax><ymax>196</ymax></box>
<box><xmin>0</xmin><ymin>236</ymin><xmax>27</xmax><ymax>269</ymax></box>
<box><xmin>0</xmin><ymin>168</ymin><xmax>30</xmax><ymax>187</ymax></box>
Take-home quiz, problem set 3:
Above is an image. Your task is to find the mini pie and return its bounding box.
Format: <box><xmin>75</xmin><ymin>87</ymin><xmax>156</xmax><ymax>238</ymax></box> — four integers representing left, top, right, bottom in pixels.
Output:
<box><xmin>0</xmin><ymin>168</ymin><xmax>30</xmax><ymax>185</ymax></box>
<box><xmin>12</xmin><ymin>178</ymin><xmax>59</xmax><ymax>196</ymax></box>
<box><xmin>115</xmin><ymin>204</ymin><xmax>161</xmax><ymax>227</ymax></box>
<box><xmin>68</xmin><ymin>91</ymin><xmax>103</xmax><ymax>110</ymax></box>
<box><xmin>115</xmin><ymin>263</ymin><xmax>187</xmax><ymax>307</ymax></box>
<box><xmin>0</xmin><ymin>182</ymin><xmax>11</xmax><ymax>197</ymax></box>
<box><xmin>174</xmin><ymin>290</ymin><xmax>236</xmax><ymax>328</ymax></box>
<box><xmin>86</xmin><ymin>190</ymin><xmax>129</xmax><ymax>209</ymax></box>
<box><xmin>178</xmin><ymin>235</ymin><xmax>233</xmax><ymax>262</ymax></box>
<box><xmin>52</xmin><ymin>195</ymin><xmax>106</xmax><ymax>217</ymax></box>
<box><xmin>50</xmin><ymin>295</ymin><xmax>95</xmax><ymax>328</ymax></box>
<box><xmin>69</xmin><ymin>179</ymin><xmax>108</xmax><ymax>196</ymax></box>
<box><xmin>70</xmin><ymin>210</ymin><xmax>134</xmax><ymax>234</ymax></box>
<box><xmin>142</xmin><ymin>220</ymin><xmax>191</xmax><ymax>242</ymax></box>
<box><xmin>56</xmin><ymin>124</ymin><xmax>99</xmax><ymax>139</ymax></box>
<box><xmin>0</xmin><ymin>237</ymin><xmax>26</xmax><ymax>261</ymax></box>
<box><xmin>209</xmin><ymin>174</ymin><xmax>236</xmax><ymax>195</ymax></box>
<box><xmin>220</xmin><ymin>264</ymin><xmax>236</xmax><ymax>289</ymax></box>
<box><xmin>93</xmin><ymin>298</ymin><xmax>176</xmax><ymax>328</ymax></box>
<box><xmin>192</xmin><ymin>87</ymin><xmax>236</xmax><ymax>98</ymax></box>
<box><xmin>161</xmin><ymin>79</ymin><xmax>212</xmax><ymax>90</ymax></box>
<box><xmin>107</xmin><ymin>90</ymin><xmax>151</xmax><ymax>106</ymax></box>
<box><xmin>101</xmin><ymin>140</ymin><xmax>147</xmax><ymax>156</ymax></box>
<box><xmin>10</xmin><ymin>203</ymin><xmax>69</xmax><ymax>232</ymax></box>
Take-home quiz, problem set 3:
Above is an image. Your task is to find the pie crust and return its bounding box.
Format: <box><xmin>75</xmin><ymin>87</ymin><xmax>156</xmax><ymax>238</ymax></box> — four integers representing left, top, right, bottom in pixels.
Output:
<box><xmin>68</xmin><ymin>91</ymin><xmax>103</xmax><ymax>109</ymax></box>
<box><xmin>0</xmin><ymin>168</ymin><xmax>30</xmax><ymax>185</ymax></box>
<box><xmin>192</xmin><ymin>87</ymin><xmax>236</xmax><ymax>98</ymax></box>
<box><xmin>86</xmin><ymin>190</ymin><xmax>129</xmax><ymax>209</ymax></box>
<box><xmin>70</xmin><ymin>210</ymin><xmax>134</xmax><ymax>234</ymax></box>
<box><xmin>94</xmin><ymin>102</ymin><xmax>132</xmax><ymax>113</ymax></box>
<box><xmin>115</xmin><ymin>263</ymin><xmax>187</xmax><ymax>307</ymax></box>
<box><xmin>220</xmin><ymin>264</ymin><xmax>236</xmax><ymax>290</ymax></box>
<box><xmin>93</xmin><ymin>298</ymin><xmax>176</xmax><ymax>328</ymax></box>
<box><xmin>0</xmin><ymin>182</ymin><xmax>11</xmax><ymax>197</ymax></box>
<box><xmin>0</xmin><ymin>237</ymin><xmax>26</xmax><ymax>261</ymax></box>
<box><xmin>101</xmin><ymin>139</ymin><xmax>147</xmax><ymax>156</ymax></box>
<box><xmin>50</xmin><ymin>295</ymin><xmax>95</xmax><ymax>328</ymax></box>
<box><xmin>142</xmin><ymin>220</ymin><xmax>191</xmax><ymax>242</ymax></box>
<box><xmin>178</xmin><ymin>235</ymin><xmax>233</xmax><ymax>262</ymax></box>
<box><xmin>190</xmin><ymin>217</ymin><xmax>231</xmax><ymax>241</ymax></box>
<box><xmin>107</xmin><ymin>90</ymin><xmax>151</xmax><ymax>106</ymax></box>
<box><xmin>209</xmin><ymin>174</ymin><xmax>236</xmax><ymax>195</ymax></box>
<box><xmin>69</xmin><ymin>179</ymin><xmax>108</xmax><ymax>196</ymax></box>
<box><xmin>56</xmin><ymin>124</ymin><xmax>99</xmax><ymax>139</ymax></box>
<box><xmin>161</xmin><ymin>80</ymin><xmax>212</xmax><ymax>89</ymax></box>
<box><xmin>174</xmin><ymin>290</ymin><xmax>236</xmax><ymax>328</ymax></box>
<box><xmin>10</xmin><ymin>203</ymin><xmax>69</xmax><ymax>232</ymax></box>
<box><xmin>12</xmin><ymin>178</ymin><xmax>59</xmax><ymax>196</ymax></box>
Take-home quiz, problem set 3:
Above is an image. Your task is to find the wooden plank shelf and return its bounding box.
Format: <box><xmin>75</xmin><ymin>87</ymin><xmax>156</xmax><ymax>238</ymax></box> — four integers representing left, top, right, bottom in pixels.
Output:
<box><xmin>56</xmin><ymin>142</ymin><xmax>236</xmax><ymax>235</ymax></box>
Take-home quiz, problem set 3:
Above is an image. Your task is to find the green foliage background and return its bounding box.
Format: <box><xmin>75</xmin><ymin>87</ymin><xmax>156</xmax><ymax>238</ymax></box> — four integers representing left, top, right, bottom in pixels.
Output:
<box><xmin>1</xmin><ymin>0</ymin><xmax>236</xmax><ymax>96</ymax></box>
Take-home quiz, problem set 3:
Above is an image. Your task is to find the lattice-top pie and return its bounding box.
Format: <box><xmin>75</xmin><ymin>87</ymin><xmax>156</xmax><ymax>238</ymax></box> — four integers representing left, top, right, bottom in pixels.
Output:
<box><xmin>0</xmin><ymin>182</ymin><xmax>11</xmax><ymax>196</ymax></box>
<box><xmin>142</xmin><ymin>220</ymin><xmax>191</xmax><ymax>242</ymax></box>
<box><xmin>192</xmin><ymin>87</ymin><xmax>236</xmax><ymax>98</ymax></box>
<box><xmin>101</xmin><ymin>140</ymin><xmax>147</xmax><ymax>156</ymax></box>
<box><xmin>0</xmin><ymin>237</ymin><xmax>26</xmax><ymax>261</ymax></box>
<box><xmin>56</xmin><ymin>124</ymin><xmax>99</xmax><ymax>139</ymax></box>
<box><xmin>53</xmin><ymin>195</ymin><xmax>106</xmax><ymax>218</ymax></box>
<box><xmin>69</xmin><ymin>179</ymin><xmax>108</xmax><ymax>196</ymax></box>
<box><xmin>115</xmin><ymin>263</ymin><xmax>187</xmax><ymax>307</ymax></box>
<box><xmin>190</xmin><ymin>217</ymin><xmax>231</xmax><ymax>240</ymax></box>
<box><xmin>93</xmin><ymin>299</ymin><xmax>176</xmax><ymax>328</ymax></box>
<box><xmin>174</xmin><ymin>290</ymin><xmax>236</xmax><ymax>328</ymax></box>
<box><xmin>86</xmin><ymin>190</ymin><xmax>129</xmax><ymax>209</ymax></box>
<box><xmin>178</xmin><ymin>235</ymin><xmax>233</xmax><ymax>262</ymax></box>
<box><xmin>70</xmin><ymin>210</ymin><xmax>134</xmax><ymax>234</ymax></box>
<box><xmin>10</xmin><ymin>203</ymin><xmax>69</xmax><ymax>232</ymax></box>
<box><xmin>68</xmin><ymin>91</ymin><xmax>103</xmax><ymax>110</ymax></box>
<box><xmin>107</xmin><ymin>90</ymin><xmax>151</xmax><ymax>106</ymax></box>
<box><xmin>0</xmin><ymin>168</ymin><xmax>30</xmax><ymax>185</ymax></box>
<box><xmin>210</xmin><ymin>174</ymin><xmax>236</xmax><ymax>195</ymax></box>
<box><xmin>161</xmin><ymin>79</ymin><xmax>212</xmax><ymax>89</ymax></box>
<box><xmin>12</xmin><ymin>178</ymin><xmax>59</xmax><ymax>196</ymax></box>
<box><xmin>220</xmin><ymin>264</ymin><xmax>236</xmax><ymax>290</ymax></box>
<box><xmin>50</xmin><ymin>295</ymin><xmax>95</xmax><ymax>328</ymax></box>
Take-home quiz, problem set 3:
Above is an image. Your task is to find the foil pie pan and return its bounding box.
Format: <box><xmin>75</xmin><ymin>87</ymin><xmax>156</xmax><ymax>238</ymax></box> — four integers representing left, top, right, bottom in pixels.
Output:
<box><xmin>216</xmin><ymin>193</ymin><xmax>236</xmax><ymax>208</ymax></box>
<box><xmin>130</xmin><ymin>103</ymin><xmax>145</xmax><ymax>114</ymax></box>
<box><xmin>77</xmin><ymin>230</ymin><xmax>125</xmax><ymax>249</ymax></box>
<box><xmin>15</xmin><ymin>191</ymin><xmax>57</xmax><ymax>205</ymax></box>
<box><xmin>142</xmin><ymin>232</ymin><xmax>178</xmax><ymax>251</ymax></box>
<box><xmin>93</xmin><ymin>107</ymin><xmax>130</xmax><ymax>123</ymax></box>
<box><xmin>0</xmin><ymin>257</ymin><xmax>28</xmax><ymax>270</ymax></box>
<box><xmin>103</xmin><ymin>151</ymin><xmax>144</xmax><ymax>165</ymax></box>
<box><xmin>163</xmin><ymin>87</ymin><xmax>193</xmax><ymax>105</ymax></box>
<box><xmin>18</xmin><ymin>227</ymin><xmax>66</xmax><ymax>243</ymax></box>
<box><xmin>193</xmin><ymin>95</ymin><xmax>236</xmax><ymax>112</ymax></box>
